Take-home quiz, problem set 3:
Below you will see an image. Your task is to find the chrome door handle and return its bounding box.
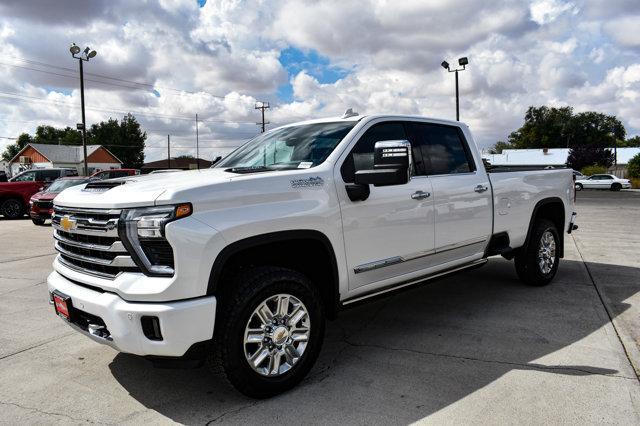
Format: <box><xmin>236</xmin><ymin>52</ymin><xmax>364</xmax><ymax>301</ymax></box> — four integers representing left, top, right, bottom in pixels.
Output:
<box><xmin>411</xmin><ymin>191</ymin><xmax>431</xmax><ymax>200</ymax></box>
<box><xmin>474</xmin><ymin>185</ymin><xmax>488</xmax><ymax>193</ymax></box>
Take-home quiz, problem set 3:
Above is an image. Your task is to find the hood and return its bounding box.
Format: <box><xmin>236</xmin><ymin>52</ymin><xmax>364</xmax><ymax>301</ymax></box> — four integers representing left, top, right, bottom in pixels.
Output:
<box><xmin>54</xmin><ymin>168</ymin><xmax>235</xmax><ymax>208</ymax></box>
<box><xmin>30</xmin><ymin>190</ymin><xmax>56</xmax><ymax>201</ymax></box>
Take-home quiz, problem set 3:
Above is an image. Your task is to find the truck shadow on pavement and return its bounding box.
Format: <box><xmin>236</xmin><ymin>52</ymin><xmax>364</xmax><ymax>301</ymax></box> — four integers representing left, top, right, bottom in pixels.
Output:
<box><xmin>109</xmin><ymin>258</ymin><xmax>639</xmax><ymax>424</ymax></box>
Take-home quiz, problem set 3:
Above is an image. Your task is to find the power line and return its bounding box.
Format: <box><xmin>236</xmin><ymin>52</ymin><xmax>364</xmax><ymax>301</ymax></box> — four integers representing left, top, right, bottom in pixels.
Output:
<box><xmin>5</xmin><ymin>56</ymin><xmax>257</xmax><ymax>104</ymax></box>
<box><xmin>0</xmin><ymin>91</ymin><xmax>257</xmax><ymax>124</ymax></box>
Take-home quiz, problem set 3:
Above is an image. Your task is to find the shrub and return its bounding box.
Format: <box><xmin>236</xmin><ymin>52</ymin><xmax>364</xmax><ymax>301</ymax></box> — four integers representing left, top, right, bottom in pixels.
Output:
<box><xmin>580</xmin><ymin>165</ymin><xmax>607</xmax><ymax>176</ymax></box>
<box><xmin>627</xmin><ymin>153</ymin><xmax>640</xmax><ymax>178</ymax></box>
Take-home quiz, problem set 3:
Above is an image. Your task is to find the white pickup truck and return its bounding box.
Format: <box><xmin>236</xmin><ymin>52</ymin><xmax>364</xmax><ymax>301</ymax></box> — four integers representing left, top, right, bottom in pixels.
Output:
<box><xmin>48</xmin><ymin>113</ymin><xmax>577</xmax><ymax>397</ymax></box>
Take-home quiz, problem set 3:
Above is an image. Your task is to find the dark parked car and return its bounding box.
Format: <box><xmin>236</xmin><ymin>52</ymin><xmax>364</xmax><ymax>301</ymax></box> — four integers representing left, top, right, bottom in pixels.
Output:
<box><xmin>0</xmin><ymin>168</ymin><xmax>77</xmax><ymax>219</ymax></box>
<box><xmin>90</xmin><ymin>168</ymin><xmax>140</xmax><ymax>180</ymax></box>
<box><xmin>29</xmin><ymin>176</ymin><xmax>90</xmax><ymax>225</ymax></box>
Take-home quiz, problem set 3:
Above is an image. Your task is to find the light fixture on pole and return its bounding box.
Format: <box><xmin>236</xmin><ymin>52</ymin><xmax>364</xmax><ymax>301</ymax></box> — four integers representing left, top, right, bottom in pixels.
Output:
<box><xmin>441</xmin><ymin>57</ymin><xmax>468</xmax><ymax>121</ymax></box>
<box><xmin>70</xmin><ymin>42</ymin><xmax>97</xmax><ymax>176</ymax></box>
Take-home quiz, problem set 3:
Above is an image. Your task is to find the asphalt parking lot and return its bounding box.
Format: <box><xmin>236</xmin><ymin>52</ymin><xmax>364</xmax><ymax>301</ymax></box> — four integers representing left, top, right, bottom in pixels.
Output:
<box><xmin>1</xmin><ymin>190</ymin><xmax>639</xmax><ymax>424</ymax></box>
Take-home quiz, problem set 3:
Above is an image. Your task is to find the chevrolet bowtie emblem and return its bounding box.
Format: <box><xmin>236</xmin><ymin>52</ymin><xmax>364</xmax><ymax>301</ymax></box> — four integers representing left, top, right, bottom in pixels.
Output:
<box><xmin>60</xmin><ymin>215</ymin><xmax>77</xmax><ymax>232</ymax></box>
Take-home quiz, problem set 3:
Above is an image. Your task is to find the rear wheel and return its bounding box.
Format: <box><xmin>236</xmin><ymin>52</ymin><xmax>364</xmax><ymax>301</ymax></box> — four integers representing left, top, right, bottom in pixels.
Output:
<box><xmin>208</xmin><ymin>266</ymin><xmax>325</xmax><ymax>398</ymax></box>
<box><xmin>1</xmin><ymin>198</ymin><xmax>24</xmax><ymax>219</ymax></box>
<box><xmin>31</xmin><ymin>218</ymin><xmax>46</xmax><ymax>225</ymax></box>
<box><xmin>575</xmin><ymin>183</ymin><xmax>583</xmax><ymax>191</ymax></box>
<box><xmin>514</xmin><ymin>219</ymin><xmax>560</xmax><ymax>286</ymax></box>
<box><xmin>611</xmin><ymin>183</ymin><xmax>621</xmax><ymax>191</ymax></box>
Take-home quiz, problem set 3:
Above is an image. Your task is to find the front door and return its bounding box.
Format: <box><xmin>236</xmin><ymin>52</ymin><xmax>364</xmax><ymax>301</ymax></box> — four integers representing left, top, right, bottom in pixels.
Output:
<box><xmin>335</xmin><ymin>121</ymin><xmax>436</xmax><ymax>291</ymax></box>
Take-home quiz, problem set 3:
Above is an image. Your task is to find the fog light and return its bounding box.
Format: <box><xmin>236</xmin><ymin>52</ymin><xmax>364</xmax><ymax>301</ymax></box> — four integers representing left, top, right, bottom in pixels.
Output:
<box><xmin>141</xmin><ymin>316</ymin><xmax>163</xmax><ymax>341</ymax></box>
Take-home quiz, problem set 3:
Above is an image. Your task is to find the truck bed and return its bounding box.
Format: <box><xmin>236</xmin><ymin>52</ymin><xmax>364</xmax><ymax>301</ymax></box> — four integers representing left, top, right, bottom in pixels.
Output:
<box><xmin>488</xmin><ymin>168</ymin><xmax>574</xmax><ymax>250</ymax></box>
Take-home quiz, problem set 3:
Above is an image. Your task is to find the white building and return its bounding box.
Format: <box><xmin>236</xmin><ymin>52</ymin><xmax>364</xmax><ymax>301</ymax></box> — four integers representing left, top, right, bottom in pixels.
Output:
<box><xmin>482</xmin><ymin>147</ymin><xmax>640</xmax><ymax>177</ymax></box>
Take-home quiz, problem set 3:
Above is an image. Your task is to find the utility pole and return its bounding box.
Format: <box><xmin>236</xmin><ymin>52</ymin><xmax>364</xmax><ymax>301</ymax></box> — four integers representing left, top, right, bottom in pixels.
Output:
<box><xmin>195</xmin><ymin>113</ymin><xmax>200</xmax><ymax>169</ymax></box>
<box><xmin>255</xmin><ymin>101</ymin><xmax>270</xmax><ymax>133</ymax></box>
<box><xmin>167</xmin><ymin>134</ymin><xmax>170</xmax><ymax>169</ymax></box>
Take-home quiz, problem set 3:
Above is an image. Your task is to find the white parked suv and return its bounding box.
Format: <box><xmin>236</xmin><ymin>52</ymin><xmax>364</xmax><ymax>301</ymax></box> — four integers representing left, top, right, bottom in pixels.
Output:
<box><xmin>575</xmin><ymin>174</ymin><xmax>631</xmax><ymax>191</ymax></box>
<box><xmin>48</xmin><ymin>113</ymin><xmax>577</xmax><ymax>397</ymax></box>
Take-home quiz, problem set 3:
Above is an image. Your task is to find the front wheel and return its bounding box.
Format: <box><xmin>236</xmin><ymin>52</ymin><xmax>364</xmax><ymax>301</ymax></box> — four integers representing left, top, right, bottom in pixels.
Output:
<box><xmin>514</xmin><ymin>219</ymin><xmax>560</xmax><ymax>286</ymax></box>
<box><xmin>611</xmin><ymin>183</ymin><xmax>621</xmax><ymax>191</ymax></box>
<box><xmin>32</xmin><ymin>218</ymin><xmax>46</xmax><ymax>226</ymax></box>
<box><xmin>208</xmin><ymin>266</ymin><xmax>325</xmax><ymax>398</ymax></box>
<box><xmin>1</xmin><ymin>198</ymin><xmax>24</xmax><ymax>219</ymax></box>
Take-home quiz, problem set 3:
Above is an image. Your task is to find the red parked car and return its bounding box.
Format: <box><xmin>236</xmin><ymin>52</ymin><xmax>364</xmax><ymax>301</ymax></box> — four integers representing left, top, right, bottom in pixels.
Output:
<box><xmin>29</xmin><ymin>176</ymin><xmax>91</xmax><ymax>225</ymax></box>
<box><xmin>0</xmin><ymin>168</ymin><xmax>77</xmax><ymax>219</ymax></box>
<box><xmin>90</xmin><ymin>168</ymin><xmax>140</xmax><ymax>180</ymax></box>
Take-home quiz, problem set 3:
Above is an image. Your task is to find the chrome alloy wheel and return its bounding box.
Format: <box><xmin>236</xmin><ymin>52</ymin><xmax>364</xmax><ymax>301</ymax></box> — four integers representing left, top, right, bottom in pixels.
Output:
<box><xmin>537</xmin><ymin>230</ymin><xmax>556</xmax><ymax>274</ymax></box>
<box><xmin>243</xmin><ymin>294</ymin><xmax>311</xmax><ymax>377</ymax></box>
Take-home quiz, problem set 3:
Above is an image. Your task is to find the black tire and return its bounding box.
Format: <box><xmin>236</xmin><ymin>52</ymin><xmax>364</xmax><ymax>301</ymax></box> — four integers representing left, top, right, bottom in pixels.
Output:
<box><xmin>1</xmin><ymin>198</ymin><xmax>24</xmax><ymax>219</ymax></box>
<box><xmin>32</xmin><ymin>218</ymin><xmax>46</xmax><ymax>225</ymax></box>
<box><xmin>611</xmin><ymin>183</ymin><xmax>621</xmax><ymax>191</ymax></box>
<box><xmin>575</xmin><ymin>183</ymin><xmax>583</xmax><ymax>191</ymax></box>
<box><xmin>514</xmin><ymin>219</ymin><xmax>560</xmax><ymax>286</ymax></box>
<box><xmin>208</xmin><ymin>266</ymin><xmax>325</xmax><ymax>398</ymax></box>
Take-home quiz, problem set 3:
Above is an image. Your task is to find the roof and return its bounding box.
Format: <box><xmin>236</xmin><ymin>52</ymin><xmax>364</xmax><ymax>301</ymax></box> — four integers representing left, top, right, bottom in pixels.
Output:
<box><xmin>141</xmin><ymin>157</ymin><xmax>213</xmax><ymax>170</ymax></box>
<box><xmin>482</xmin><ymin>147</ymin><xmax>640</xmax><ymax>166</ymax></box>
<box><xmin>272</xmin><ymin>114</ymin><xmax>466</xmax><ymax>130</ymax></box>
<box><xmin>9</xmin><ymin>143</ymin><xmax>121</xmax><ymax>164</ymax></box>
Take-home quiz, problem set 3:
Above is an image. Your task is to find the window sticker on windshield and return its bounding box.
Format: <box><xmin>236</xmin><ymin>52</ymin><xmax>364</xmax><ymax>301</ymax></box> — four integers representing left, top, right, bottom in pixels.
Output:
<box><xmin>298</xmin><ymin>162</ymin><xmax>313</xmax><ymax>169</ymax></box>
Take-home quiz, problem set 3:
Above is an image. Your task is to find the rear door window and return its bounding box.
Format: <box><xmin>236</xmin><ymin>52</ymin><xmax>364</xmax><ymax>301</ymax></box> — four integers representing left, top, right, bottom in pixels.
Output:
<box><xmin>406</xmin><ymin>122</ymin><xmax>475</xmax><ymax>175</ymax></box>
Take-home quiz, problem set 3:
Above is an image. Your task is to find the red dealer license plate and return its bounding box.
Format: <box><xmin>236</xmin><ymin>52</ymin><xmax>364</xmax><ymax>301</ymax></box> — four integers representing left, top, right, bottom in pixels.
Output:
<box><xmin>53</xmin><ymin>292</ymin><xmax>71</xmax><ymax>321</ymax></box>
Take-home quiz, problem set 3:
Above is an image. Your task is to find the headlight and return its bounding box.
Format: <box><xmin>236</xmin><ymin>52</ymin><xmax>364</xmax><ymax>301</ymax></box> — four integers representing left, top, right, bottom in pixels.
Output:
<box><xmin>29</xmin><ymin>200</ymin><xmax>34</xmax><ymax>206</ymax></box>
<box><xmin>119</xmin><ymin>203</ymin><xmax>192</xmax><ymax>276</ymax></box>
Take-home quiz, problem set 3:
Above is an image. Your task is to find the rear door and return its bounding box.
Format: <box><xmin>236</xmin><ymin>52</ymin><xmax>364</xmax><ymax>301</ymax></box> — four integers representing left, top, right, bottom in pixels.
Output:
<box><xmin>406</xmin><ymin>122</ymin><xmax>492</xmax><ymax>261</ymax></box>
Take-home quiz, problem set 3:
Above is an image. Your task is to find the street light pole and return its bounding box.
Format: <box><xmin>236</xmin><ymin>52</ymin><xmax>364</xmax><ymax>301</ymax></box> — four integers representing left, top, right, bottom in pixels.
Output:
<box><xmin>70</xmin><ymin>43</ymin><xmax>97</xmax><ymax>176</ymax></box>
<box><xmin>78</xmin><ymin>58</ymin><xmax>88</xmax><ymax>176</ymax></box>
<box><xmin>441</xmin><ymin>57</ymin><xmax>468</xmax><ymax>122</ymax></box>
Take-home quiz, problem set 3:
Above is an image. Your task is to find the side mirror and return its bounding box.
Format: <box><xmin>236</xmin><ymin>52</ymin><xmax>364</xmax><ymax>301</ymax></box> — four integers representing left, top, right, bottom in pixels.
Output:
<box><xmin>354</xmin><ymin>140</ymin><xmax>412</xmax><ymax>186</ymax></box>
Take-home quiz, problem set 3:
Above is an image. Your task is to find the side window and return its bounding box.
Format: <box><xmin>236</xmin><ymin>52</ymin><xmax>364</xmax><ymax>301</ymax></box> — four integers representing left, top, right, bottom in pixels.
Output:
<box><xmin>40</xmin><ymin>170</ymin><xmax>60</xmax><ymax>182</ymax></box>
<box><xmin>602</xmin><ymin>175</ymin><xmax>613</xmax><ymax>180</ymax></box>
<box><xmin>340</xmin><ymin>122</ymin><xmax>406</xmax><ymax>183</ymax></box>
<box><xmin>111</xmin><ymin>171</ymin><xmax>129</xmax><ymax>178</ymax></box>
<box><xmin>407</xmin><ymin>123</ymin><xmax>474</xmax><ymax>175</ymax></box>
<box><xmin>13</xmin><ymin>171</ymin><xmax>36</xmax><ymax>182</ymax></box>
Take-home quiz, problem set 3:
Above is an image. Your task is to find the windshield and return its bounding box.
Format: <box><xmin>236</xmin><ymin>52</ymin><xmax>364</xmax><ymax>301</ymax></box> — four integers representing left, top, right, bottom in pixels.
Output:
<box><xmin>46</xmin><ymin>179</ymin><xmax>89</xmax><ymax>193</ymax></box>
<box><xmin>217</xmin><ymin>121</ymin><xmax>356</xmax><ymax>172</ymax></box>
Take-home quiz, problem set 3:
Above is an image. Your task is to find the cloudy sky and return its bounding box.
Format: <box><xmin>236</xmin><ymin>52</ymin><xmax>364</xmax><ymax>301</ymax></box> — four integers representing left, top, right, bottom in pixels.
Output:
<box><xmin>0</xmin><ymin>0</ymin><xmax>638</xmax><ymax>161</ymax></box>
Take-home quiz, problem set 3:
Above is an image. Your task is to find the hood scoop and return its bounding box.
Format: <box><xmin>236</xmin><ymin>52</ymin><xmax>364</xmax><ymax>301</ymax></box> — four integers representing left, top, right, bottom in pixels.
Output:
<box><xmin>82</xmin><ymin>179</ymin><xmax>128</xmax><ymax>193</ymax></box>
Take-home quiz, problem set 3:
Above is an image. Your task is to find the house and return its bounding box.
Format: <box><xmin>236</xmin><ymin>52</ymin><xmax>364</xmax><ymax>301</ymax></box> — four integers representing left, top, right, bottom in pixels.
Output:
<box><xmin>141</xmin><ymin>157</ymin><xmax>212</xmax><ymax>173</ymax></box>
<box><xmin>8</xmin><ymin>143</ymin><xmax>122</xmax><ymax>176</ymax></box>
<box><xmin>482</xmin><ymin>147</ymin><xmax>640</xmax><ymax>177</ymax></box>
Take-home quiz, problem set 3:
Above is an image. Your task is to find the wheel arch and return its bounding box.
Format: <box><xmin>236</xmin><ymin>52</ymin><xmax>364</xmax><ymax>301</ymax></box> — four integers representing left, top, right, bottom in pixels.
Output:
<box><xmin>524</xmin><ymin>197</ymin><xmax>566</xmax><ymax>257</ymax></box>
<box><xmin>207</xmin><ymin>230</ymin><xmax>340</xmax><ymax>319</ymax></box>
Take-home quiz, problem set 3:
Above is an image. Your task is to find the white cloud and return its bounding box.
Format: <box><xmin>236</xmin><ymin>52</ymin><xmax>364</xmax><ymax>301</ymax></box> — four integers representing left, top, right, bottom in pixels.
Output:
<box><xmin>603</xmin><ymin>15</ymin><xmax>640</xmax><ymax>48</ymax></box>
<box><xmin>0</xmin><ymin>0</ymin><xmax>639</xmax><ymax>163</ymax></box>
<box><xmin>530</xmin><ymin>0</ymin><xmax>579</xmax><ymax>25</ymax></box>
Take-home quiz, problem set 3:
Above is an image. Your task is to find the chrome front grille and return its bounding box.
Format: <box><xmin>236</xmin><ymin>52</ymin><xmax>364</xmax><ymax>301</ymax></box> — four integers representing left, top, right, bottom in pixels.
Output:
<box><xmin>52</xmin><ymin>207</ymin><xmax>141</xmax><ymax>278</ymax></box>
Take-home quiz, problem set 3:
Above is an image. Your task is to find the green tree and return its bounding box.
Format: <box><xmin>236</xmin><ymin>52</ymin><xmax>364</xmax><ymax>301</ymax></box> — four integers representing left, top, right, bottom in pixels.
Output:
<box><xmin>1</xmin><ymin>133</ymin><xmax>33</xmax><ymax>161</ymax></box>
<box><xmin>627</xmin><ymin>153</ymin><xmax>640</xmax><ymax>178</ymax></box>
<box><xmin>1</xmin><ymin>115</ymin><xmax>146</xmax><ymax>167</ymax></box>
<box><xmin>620</xmin><ymin>136</ymin><xmax>640</xmax><ymax>147</ymax></box>
<box><xmin>89</xmin><ymin>113</ymin><xmax>146</xmax><ymax>168</ymax></box>
<box><xmin>507</xmin><ymin>106</ymin><xmax>625</xmax><ymax>149</ymax></box>
<box><xmin>566</xmin><ymin>145</ymin><xmax>614</xmax><ymax>171</ymax></box>
<box><xmin>489</xmin><ymin>141</ymin><xmax>513</xmax><ymax>154</ymax></box>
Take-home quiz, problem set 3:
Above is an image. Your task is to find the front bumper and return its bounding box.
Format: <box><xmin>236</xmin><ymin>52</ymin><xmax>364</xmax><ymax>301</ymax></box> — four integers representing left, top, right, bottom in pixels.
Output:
<box><xmin>47</xmin><ymin>271</ymin><xmax>216</xmax><ymax>357</ymax></box>
<box><xmin>30</xmin><ymin>206</ymin><xmax>53</xmax><ymax>220</ymax></box>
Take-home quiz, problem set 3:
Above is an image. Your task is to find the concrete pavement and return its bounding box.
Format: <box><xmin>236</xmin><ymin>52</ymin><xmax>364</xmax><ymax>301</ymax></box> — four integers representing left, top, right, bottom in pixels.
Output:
<box><xmin>0</xmin><ymin>190</ymin><xmax>639</xmax><ymax>424</ymax></box>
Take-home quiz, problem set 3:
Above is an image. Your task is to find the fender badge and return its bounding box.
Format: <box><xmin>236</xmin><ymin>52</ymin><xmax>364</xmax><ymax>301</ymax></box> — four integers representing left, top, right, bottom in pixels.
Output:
<box><xmin>291</xmin><ymin>177</ymin><xmax>324</xmax><ymax>188</ymax></box>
